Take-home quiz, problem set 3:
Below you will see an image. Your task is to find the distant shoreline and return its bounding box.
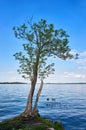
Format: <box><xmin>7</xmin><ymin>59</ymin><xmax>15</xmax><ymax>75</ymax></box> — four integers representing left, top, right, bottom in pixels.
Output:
<box><xmin>45</xmin><ymin>82</ymin><xmax>86</xmax><ymax>84</ymax></box>
<box><xmin>0</xmin><ymin>82</ymin><xmax>86</xmax><ymax>84</ymax></box>
<box><xmin>0</xmin><ymin>82</ymin><xmax>27</xmax><ymax>84</ymax></box>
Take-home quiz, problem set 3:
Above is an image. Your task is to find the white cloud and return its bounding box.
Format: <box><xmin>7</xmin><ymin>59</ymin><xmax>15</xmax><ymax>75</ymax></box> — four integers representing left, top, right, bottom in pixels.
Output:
<box><xmin>70</xmin><ymin>50</ymin><xmax>86</xmax><ymax>60</ymax></box>
<box><xmin>72</xmin><ymin>51</ymin><xmax>86</xmax><ymax>65</ymax></box>
<box><xmin>10</xmin><ymin>76</ymin><xmax>24</xmax><ymax>82</ymax></box>
<box><xmin>70</xmin><ymin>49</ymin><xmax>78</xmax><ymax>55</ymax></box>
<box><xmin>64</xmin><ymin>72</ymin><xmax>85</xmax><ymax>78</ymax></box>
<box><xmin>77</xmin><ymin>59</ymin><xmax>86</xmax><ymax>64</ymax></box>
<box><xmin>80</xmin><ymin>51</ymin><xmax>86</xmax><ymax>57</ymax></box>
<box><xmin>78</xmin><ymin>66</ymin><xmax>86</xmax><ymax>70</ymax></box>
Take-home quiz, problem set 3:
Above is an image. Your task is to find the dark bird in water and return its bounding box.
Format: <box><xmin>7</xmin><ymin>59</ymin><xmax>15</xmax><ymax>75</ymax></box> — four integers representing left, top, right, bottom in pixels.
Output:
<box><xmin>47</xmin><ymin>98</ymin><xmax>49</xmax><ymax>101</ymax></box>
<box><xmin>52</xmin><ymin>98</ymin><xmax>56</xmax><ymax>101</ymax></box>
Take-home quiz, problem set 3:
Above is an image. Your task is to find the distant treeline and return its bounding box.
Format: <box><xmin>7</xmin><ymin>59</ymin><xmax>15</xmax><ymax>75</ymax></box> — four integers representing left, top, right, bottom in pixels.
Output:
<box><xmin>45</xmin><ymin>82</ymin><xmax>86</xmax><ymax>84</ymax></box>
<box><xmin>0</xmin><ymin>82</ymin><xmax>27</xmax><ymax>84</ymax></box>
<box><xmin>0</xmin><ymin>82</ymin><xmax>86</xmax><ymax>84</ymax></box>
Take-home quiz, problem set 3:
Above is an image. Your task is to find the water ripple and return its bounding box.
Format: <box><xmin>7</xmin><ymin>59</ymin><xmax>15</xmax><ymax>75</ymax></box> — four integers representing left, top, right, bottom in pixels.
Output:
<box><xmin>0</xmin><ymin>84</ymin><xmax>86</xmax><ymax>130</ymax></box>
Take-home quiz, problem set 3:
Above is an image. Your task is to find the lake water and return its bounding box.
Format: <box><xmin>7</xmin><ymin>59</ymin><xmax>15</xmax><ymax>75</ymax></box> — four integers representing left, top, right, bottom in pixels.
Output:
<box><xmin>0</xmin><ymin>84</ymin><xmax>86</xmax><ymax>130</ymax></box>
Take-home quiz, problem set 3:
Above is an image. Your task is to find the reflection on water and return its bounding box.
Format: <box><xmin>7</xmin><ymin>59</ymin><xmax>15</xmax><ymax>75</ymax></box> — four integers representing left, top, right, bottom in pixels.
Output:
<box><xmin>0</xmin><ymin>84</ymin><xmax>86</xmax><ymax>130</ymax></box>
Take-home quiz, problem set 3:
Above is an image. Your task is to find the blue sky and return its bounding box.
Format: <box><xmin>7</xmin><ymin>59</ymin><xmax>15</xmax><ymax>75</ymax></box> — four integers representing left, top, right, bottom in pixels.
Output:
<box><xmin>0</xmin><ymin>0</ymin><xmax>86</xmax><ymax>83</ymax></box>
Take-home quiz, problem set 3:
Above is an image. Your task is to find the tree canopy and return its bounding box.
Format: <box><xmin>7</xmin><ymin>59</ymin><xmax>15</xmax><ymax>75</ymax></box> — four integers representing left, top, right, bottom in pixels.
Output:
<box><xmin>13</xmin><ymin>19</ymin><xmax>74</xmax><ymax>81</ymax></box>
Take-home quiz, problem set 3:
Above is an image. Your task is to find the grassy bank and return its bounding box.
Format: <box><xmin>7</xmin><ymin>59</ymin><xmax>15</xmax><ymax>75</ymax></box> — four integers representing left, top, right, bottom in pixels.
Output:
<box><xmin>0</xmin><ymin>115</ymin><xmax>64</xmax><ymax>130</ymax></box>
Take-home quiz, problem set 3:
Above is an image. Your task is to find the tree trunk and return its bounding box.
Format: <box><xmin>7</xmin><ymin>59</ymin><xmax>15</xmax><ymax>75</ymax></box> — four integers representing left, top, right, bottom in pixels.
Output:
<box><xmin>33</xmin><ymin>79</ymin><xmax>43</xmax><ymax>115</ymax></box>
<box><xmin>23</xmin><ymin>79</ymin><xmax>36</xmax><ymax>117</ymax></box>
<box><xmin>23</xmin><ymin>51</ymin><xmax>40</xmax><ymax>117</ymax></box>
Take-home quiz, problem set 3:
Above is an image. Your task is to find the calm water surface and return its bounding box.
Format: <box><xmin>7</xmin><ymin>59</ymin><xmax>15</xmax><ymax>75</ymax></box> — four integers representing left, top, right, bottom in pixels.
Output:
<box><xmin>0</xmin><ymin>84</ymin><xmax>86</xmax><ymax>130</ymax></box>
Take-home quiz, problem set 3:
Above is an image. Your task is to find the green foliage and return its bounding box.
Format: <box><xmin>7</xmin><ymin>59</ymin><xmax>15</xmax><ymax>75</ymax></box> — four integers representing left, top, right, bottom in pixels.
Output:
<box><xmin>13</xmin><ymin>19</ymin><xmax>74</xmax><ymax>80</ymax></box>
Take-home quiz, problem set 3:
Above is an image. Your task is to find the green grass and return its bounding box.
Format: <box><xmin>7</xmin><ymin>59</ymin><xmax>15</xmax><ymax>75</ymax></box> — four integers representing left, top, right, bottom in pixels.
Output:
<box><xmin>0</xmin><ymin>115</ymin><xmax>64</xmax><ymax>130</ymax></box>
<box><xmin>36</xmin><ymin>116</ymin><xmax>64</xmax><ymax>130</ymax></box>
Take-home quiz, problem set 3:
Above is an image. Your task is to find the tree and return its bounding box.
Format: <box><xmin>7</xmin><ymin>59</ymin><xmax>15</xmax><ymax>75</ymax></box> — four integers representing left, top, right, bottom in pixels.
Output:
<box><xmin>13</xmin><ymin>19</ymin><xmax>76</xmax><ymax>117</ymax></box>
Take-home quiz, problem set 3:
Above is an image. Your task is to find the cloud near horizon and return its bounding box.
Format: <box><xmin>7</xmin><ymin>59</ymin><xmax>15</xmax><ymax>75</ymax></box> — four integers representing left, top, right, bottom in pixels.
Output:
<box><xmin>78</xmin><ymin>66</ymin><xmax>86</xmax><ymax>70</ymax></box>
<box><xmin>78</xmin><ymin>51</ymin><xmax>86</xmax><ymax>64</ymax></box>
<box><xmin>63</xmin><ymin>72</ymin><xmax>85</xmax><ymax>79</ymax></box>
<box><xmin>70</xmin><ymin>50</ymin><xmax>86</xmax><ymax>65</ymax></box>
